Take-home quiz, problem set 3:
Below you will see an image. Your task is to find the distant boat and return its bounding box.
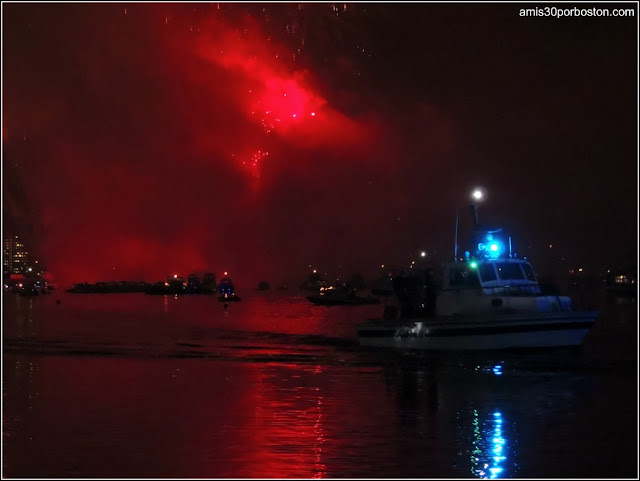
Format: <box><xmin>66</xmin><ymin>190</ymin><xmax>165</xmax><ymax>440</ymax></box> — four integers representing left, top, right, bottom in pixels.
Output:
<box><xmin>603</xmin><ymin>271</ymin><xmax>637</xmax><ymax>299</ymax></box>
<box><xmin>300</xmin><ymin>272</ymin><xmax>328</xmax><ymax>291</ymax></box>
<box><xmin>145</xmin><ymin>277</ymin><xmax>186</xmax><ymax>295</ymax></box>
<box><xmin>218</xmin><ymin>276</ymin><xmax>241</xmax><ymax>302</ymax></box>
<box><xmin>19</xmin><ymin>285</ymin><xmax>40</xmax><ymax>296</ymax></box>
<box><xmin>186</xmin><ymin>273</ymin><xmax>201</xmax><ymax>294</ymax></box>
<box><xmin>201</xmin><ymin>272</ymin><xmax>218</xmax><ymax>294</ymax></box>
<box><xmin>307</xmin><ymin>286</ymin><xmax>380</xmax><ymax>306</ymax></box>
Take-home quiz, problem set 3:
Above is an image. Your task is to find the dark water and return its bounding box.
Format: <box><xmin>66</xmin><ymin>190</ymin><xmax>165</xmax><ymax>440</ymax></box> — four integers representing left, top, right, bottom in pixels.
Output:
<box><xmin>2</xmin><ymin>290</ymin><xmax>637</xmax><ymax>478</ymax></box>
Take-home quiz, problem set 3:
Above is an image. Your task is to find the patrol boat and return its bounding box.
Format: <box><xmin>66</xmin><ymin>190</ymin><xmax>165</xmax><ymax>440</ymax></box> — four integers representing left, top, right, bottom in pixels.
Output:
<box><xmin>357</xmin><ymin>200</ymin><xmax>598</xmax><ymax>351</ymax></box>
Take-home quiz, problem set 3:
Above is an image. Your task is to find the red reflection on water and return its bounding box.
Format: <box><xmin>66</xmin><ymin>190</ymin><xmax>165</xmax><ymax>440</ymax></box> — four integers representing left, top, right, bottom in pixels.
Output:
<box><xmin>227</xmin><ymin>364</ymin><xmax>328</xmax><ymax>478</ymax></box>
<box><xmin>5</xmin><ymin>355</ymin><xmax>339</xmax><ymax>477</ymax></box>
<box><xmin>2</xmin><ymin>294</ymin><xmax>392</xmax><ymax>478</ymax></box>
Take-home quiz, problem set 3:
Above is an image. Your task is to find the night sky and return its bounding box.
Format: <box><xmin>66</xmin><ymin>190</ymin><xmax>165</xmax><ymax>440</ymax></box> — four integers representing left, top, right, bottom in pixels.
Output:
<box><xmin>2</xmin><ymin>3</ymin><xmax>637</xmax><ymax>287</ymax></box>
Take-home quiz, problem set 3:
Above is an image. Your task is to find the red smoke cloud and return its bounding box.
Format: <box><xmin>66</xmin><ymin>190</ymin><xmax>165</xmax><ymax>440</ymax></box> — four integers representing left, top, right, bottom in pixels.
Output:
<box><xmin>3</xmin><ymin>4</ymin><xmax>391</xmax><ymax>287</ymax></box>
<box><xmin>186</xmin><ymin>11</ymin><xmax>379</xmax><ymax>177</ymax></box>
<box><xmin>3</xmin><ymin>3</ymin><xmax>471</xmax><ymax>291</ymax></box>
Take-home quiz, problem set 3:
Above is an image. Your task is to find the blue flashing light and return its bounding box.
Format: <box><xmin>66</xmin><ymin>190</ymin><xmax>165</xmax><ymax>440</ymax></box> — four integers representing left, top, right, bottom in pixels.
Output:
<box><xmin>477</xmin><ymin>240</ymin><xmax>504</xmax><ymax>259</ymax></box>
<box><xmin>487</xmin><ymin>241</ymin><xmax>503</xmax><ymax>259</ymax></box>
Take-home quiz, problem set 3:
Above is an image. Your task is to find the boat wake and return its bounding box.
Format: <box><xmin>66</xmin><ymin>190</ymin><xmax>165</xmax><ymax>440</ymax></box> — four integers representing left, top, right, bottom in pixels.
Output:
<box><xmin>3</xmin><ymin>331</ymin><xmax>365</xmax><ymax>366</ymax></box>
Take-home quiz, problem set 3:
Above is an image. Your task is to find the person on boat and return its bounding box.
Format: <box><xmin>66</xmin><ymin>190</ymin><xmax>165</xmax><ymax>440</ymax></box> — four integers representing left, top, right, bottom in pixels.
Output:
<box><xmin>418</xmin><ymin>267</ymin><xmax>437</xmax><ymax>317</ymax></box>
<box><xmin>393</xmin><ymin>271</ymin><xmax>422</xmax><ymax>318</ymax></box>
<box><xmin>393</xmin><ymin>271</ymin><xmax>407</xmax><ymax>300</ymax></box>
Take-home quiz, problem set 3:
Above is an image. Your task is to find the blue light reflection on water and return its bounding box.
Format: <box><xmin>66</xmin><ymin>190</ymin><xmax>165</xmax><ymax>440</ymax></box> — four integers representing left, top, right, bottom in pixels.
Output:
<box><xmin>474</xmin><ymin>363</ymin><xmax>504</xmax><ymax>376</ymax></box>
<box><xmin>465</xmin><ymin>362</ymin><xmax>510</xmax><ymax>479</ymax></box>
<box><xmin>470</xmin><ymin>409</ymin><xmax>509</xmax><ymax>479</ymax></box>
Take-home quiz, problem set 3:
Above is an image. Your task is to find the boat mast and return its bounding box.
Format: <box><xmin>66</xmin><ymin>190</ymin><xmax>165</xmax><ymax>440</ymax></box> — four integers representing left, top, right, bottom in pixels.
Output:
<box><xmin>471</xmin><ymin>188</ymin><xmax>483</xmax><ymax>227</ymax></box>
<box><xmin>454</xmin><ymin>209</ymin><xmax>459</xmax><ymax>263</ymax></box>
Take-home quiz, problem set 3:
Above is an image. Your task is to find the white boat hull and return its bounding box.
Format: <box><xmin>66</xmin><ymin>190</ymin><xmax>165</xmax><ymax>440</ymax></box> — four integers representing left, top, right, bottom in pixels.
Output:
<box><xmin>357</xmin><ymin>312</ymin><xmax>598</xmax><ymax>351</ymax></box>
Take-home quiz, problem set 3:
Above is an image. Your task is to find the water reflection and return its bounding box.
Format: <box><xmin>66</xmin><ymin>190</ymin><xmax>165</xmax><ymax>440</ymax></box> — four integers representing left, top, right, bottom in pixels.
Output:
<box><xmin>10</xmin><ymin>296</ymin><xmax>37</xmax><ymax>339</ymax></box>
<box><xmin>2</xmin><ymin>293</ymin><xmax>636</xmax><ymax>478</ymax></box>
<box><xmin>3</xmin><ymin>356</ymin><xmax>40</xmax><ymax>475</ymax></box>
<box><xmin>473</xmin><ymin>362</ymin><xmax>503</xmax><ymax>376</ymax></box>
<box><xmin>470</xmin><ymin>410</ymin><xmax>508</xmax><ymax>479</ymax></box>
<box><xmin>243</xmin><ymin>363</ymin><xmax>328</xmax><ymax>478</ymax></box>
<box><xmin>383</xmin><ymin>356</ymin><xmax>517</xmax><ymax>479</ymax></box>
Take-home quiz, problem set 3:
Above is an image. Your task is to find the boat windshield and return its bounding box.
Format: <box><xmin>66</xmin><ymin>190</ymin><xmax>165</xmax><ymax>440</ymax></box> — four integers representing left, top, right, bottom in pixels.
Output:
<box><xmin>521</xmin><ymin>262</ymin><xmax>537</xmax><ymax>281</ymax></box>
<box><xmin>495</xmin><ymin>262</ymin><xmax>525</xmax><ymax>281</ymax></box>
<box><xmin>478</xmin><ymin>263</ymin><xmax>497</xmax><ymax>282</ymax></box>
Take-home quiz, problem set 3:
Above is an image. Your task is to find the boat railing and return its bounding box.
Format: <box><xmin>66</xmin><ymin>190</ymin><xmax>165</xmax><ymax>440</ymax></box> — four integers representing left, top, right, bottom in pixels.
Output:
<box><xmin>481</xmin><ymin>285</ymin><xmax>541</xmax><ymax>297</ymax></box>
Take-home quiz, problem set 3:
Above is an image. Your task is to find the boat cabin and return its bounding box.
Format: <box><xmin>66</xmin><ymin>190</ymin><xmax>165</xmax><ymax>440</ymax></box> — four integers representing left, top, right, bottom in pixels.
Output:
<box><xmin>444</xmin><ymin>258</ymin><xmax>540</xmax><ymax>296</ymax></box>
<box><xmin>435</xmin><ymin>227</ymin><xmax>571</xmax><ymax>316</ymax></box>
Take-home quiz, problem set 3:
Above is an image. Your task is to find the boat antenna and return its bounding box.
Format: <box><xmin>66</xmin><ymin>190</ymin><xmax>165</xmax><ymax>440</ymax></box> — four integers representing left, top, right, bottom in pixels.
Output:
<box><xmin>454</xmin><ymin>208</ymin><xmax>459</xmax><ymax>263</ymax></box>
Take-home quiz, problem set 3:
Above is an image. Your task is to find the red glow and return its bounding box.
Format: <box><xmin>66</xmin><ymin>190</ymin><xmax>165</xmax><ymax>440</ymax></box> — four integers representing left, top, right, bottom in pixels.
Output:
<box><xmin>3</xmin><ymin>5</ymin><xmax>391</xmax><ymax>287</ymax></box>
<box><xmin>248</xmin><ymin>75</ymin><xmax>325</xmax><ymax>134</ymax></box>
<box><xmin>193</xmin><ymin>12</ymin><xmax>376</xmax><ymax>179</ymax></box>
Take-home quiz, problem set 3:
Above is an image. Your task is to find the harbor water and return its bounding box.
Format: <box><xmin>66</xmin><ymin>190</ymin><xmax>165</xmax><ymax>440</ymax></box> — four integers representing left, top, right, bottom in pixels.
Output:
<box><xmin>2</xmin><ymin>290</ymin><xmax>637</xmax><ymax>478</ymax></box>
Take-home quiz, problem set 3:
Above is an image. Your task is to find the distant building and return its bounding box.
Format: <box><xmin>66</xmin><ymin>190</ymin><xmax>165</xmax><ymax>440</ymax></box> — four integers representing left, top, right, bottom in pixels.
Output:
<box><xmin>3</xmin><ymin>235</ymin><xmax>29</xmax><ymax>278</ymax></box>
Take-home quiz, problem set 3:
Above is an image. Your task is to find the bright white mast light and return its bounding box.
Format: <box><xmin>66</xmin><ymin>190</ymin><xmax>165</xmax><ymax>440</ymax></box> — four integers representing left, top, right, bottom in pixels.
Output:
<box><xmin>470</xmin><ymin>187</ymin><xmax>486</xmax><ymax>226</ymax></box>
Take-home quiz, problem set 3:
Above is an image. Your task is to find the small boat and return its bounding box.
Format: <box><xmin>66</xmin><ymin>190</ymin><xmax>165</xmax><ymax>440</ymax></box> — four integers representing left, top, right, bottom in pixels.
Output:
<box><xmin>19</xmin><ymin>285</ymin><xmax>40</xmax><ymax>296</ymax></box>
<box><xmin>603</xmin><ymin>270</ymin><xmax>637</xmax><ymax>300</ymax></box>
<box><xmin>307</xmin><ymin>286</ymin><xmax>380</xmax><ymax>306</ymax></box>
<box><xmin>217</xmin><ymin>276</ymin><xmax>241</xmax><ymax>302</ymax></box>
<box><xmin>357</xmin><ymin>208</ymin><xmax>598</xmax><ymax>351</ymax></box>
